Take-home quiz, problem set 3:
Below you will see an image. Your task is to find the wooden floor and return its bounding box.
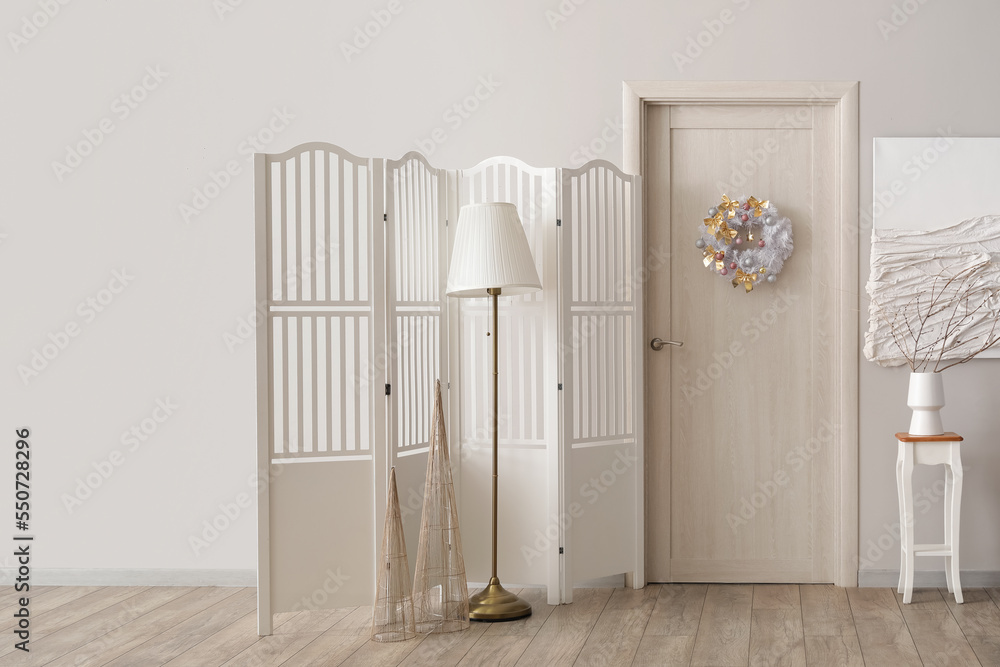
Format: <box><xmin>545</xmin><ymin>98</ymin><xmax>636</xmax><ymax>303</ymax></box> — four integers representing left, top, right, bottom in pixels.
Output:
<box><xmin>5</xmin><ymin>584</ymin><xmax>1000</xmax><ymax>666</ymax></box>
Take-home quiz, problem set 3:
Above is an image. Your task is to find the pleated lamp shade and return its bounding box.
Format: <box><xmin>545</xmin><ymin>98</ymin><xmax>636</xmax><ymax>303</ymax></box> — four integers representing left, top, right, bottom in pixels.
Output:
<box><xmin>446</xmin><ymin>203</ymin><xmax>542</xmax><ymax>297</ymax></box>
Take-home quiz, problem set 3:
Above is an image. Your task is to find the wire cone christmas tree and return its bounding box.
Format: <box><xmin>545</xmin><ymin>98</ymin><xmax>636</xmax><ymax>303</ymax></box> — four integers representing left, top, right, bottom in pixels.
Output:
<box><xmin>371</xmin><ymin>467</ymin><xmax>417</xmax><ymax>642</ymax></box>
<box><xmin>412</xmin><ymin>380</ymin><xmax>470</xmax><ymax>633</ymax></box>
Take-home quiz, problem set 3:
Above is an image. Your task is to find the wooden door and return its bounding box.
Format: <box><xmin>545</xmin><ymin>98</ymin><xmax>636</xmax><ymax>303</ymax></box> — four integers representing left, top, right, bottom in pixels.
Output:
<box><xmin>646</xmin><ymin>104</ymin><xmax>837</xmax><ymax>583</ymax></box>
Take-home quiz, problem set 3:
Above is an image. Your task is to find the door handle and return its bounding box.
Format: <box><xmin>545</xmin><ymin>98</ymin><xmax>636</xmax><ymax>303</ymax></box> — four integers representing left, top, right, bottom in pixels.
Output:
<box><xmin>650</xmin><ymin>338</ymin><xmax>683</xmax><ymax>351</ymax></box>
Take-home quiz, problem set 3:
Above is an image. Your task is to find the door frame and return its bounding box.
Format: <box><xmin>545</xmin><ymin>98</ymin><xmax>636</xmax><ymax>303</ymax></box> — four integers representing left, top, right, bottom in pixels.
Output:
<box><xmin>623</xmin><ymin>81</ymin><xmax>859</xmax><ymax>588</ymax></box>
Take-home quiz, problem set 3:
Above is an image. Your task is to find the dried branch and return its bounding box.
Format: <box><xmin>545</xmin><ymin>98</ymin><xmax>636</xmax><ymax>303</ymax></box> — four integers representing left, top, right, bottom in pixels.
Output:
<box><xmin>870</xmin><ymin>260</ymin><xmax>1000</xmax><ymax>372</ymax></box>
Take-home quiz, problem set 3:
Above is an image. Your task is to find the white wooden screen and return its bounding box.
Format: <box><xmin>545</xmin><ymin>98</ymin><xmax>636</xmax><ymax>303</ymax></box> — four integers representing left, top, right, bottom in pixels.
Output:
<box><xmin>256</xmin><ymin>145</ymin><xmax>642</xmax><ymax>633</ymax></box>
<box><xmin>385</xmin><ymin>152</ymin><xmax>449</xmax><ymax>581</ymax></box>
<box><xmin>559</xmin><ymin>161</ymin><xmax>644</xmax><ymax>602</ymax></box>
<box><xmin>455</xmin><ymin>157</ymin><xmax>561</xmax><ymax>602</ymax></box>
<box><xmin>255</xmin><ymin>144</ymin><xmax>386</xmax><ymax>634</ymax></box>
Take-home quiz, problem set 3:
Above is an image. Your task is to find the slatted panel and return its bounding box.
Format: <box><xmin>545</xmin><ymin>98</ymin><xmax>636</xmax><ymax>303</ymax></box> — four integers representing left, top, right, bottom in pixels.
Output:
<box><xmin>269</xmin><ymin>149</ymin><xmax>371</xmax><ymax>306</ymax></box>
<box><xmin>458</xmin><ymin>158</ymin><xmax>556</xmax><ymax>449</ymax></box>
<box><xmin>560</xmin><ymin>160</ymin><xmax>643</xmax><ymax>591</ymax></box>
<box><xmin>563</xmin><ymin>163</ymin><xmax>637</xmax><ymax>446</ymax></box>
<box><xmin>265</xmin><ymin>145</ymin><xmax>380</xmax><ymax>460</ymax></box>
<box><xmin>269</xmin><ymin>313</ymin><xmax>371</xmax><ymax>455</ymax></box>
<box><xmin>386</xmin><ymin>153</ymin><xmax>448</xmax><ymax>454</ymax></box>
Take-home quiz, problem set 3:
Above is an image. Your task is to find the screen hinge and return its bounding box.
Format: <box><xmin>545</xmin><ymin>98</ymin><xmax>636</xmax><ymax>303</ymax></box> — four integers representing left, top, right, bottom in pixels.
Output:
<box><xmin>385</xmin><ymin>384</ymin><xmax>391</xmax><ymax>396</ymax></box>
<box><xmin>556</xmin><ymin>218</ymin><xmax>562</xmax><ymax>227</ymax></box>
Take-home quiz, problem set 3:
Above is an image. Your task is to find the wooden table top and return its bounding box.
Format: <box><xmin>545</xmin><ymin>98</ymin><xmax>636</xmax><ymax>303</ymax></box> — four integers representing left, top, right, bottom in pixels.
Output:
<box><xmin>896</xmin><ymin>432</ymin><xmax>963</xmax><ymax>442</ymax></box>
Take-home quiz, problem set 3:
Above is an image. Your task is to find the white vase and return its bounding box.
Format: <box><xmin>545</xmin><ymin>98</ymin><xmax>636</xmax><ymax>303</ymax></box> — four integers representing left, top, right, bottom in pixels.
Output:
<box><xmin>907</xmin><ymin>372</ymin><xmax>945</xmax><ymax>436</ymax></box>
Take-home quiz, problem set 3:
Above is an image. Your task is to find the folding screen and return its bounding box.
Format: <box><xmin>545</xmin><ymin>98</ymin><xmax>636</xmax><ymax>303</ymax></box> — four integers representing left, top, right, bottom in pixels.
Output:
<box><xmin>384</xmin><ymin>152</ymin><xmax>448</xmax><ymax>579</ymax></box>
<box><xmin>454</xmin><ymin>157</ymin><xmax>561</xmax><ymax>601</ymax></box>
<box><xmin>559</xmin><ymin>161</ymin><xmax>644</xmax><ymax>601</ymax></box>
<box><xmin>255</xmin><ymin>145</ymin><xmax>642</xmax><ymax>633</ymax></box>
<box><xmin>254</xmin><ymin>144</ymin><xmax>387</xmax><ymax>635</ymax></box>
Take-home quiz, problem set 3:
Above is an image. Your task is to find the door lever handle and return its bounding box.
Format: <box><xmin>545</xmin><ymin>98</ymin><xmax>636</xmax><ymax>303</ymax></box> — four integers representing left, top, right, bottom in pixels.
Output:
<box><xmin>650</xmin><ymin>338</ymin><xmax>683</xmax><ymax>351</ymax></box>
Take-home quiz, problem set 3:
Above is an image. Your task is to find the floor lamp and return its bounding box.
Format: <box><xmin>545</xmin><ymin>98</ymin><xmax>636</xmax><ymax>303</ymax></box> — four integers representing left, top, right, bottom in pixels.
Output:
<box><xmin>446</xmin><ymin>202</ymin><xmax>541</xmax><ymax>621</ymax></box>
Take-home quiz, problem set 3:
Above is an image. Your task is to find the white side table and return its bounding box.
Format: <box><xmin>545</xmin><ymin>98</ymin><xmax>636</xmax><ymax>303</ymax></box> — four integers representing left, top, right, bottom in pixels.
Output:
<box><xmin>895</xmin><ymin>431</ymin><xmax>964</xmax><ymax>604</ymax></box>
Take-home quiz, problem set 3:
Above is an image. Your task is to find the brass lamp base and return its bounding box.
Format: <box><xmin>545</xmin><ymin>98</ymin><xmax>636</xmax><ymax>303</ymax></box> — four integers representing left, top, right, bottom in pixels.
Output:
<box><xmin>468</xmin><ymin>577</ymin><xmax>532</xmax><ymax>621</ymax></box>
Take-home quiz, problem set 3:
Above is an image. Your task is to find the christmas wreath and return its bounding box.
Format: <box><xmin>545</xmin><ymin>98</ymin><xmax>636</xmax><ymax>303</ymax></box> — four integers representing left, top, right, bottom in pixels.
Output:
<box><xmin>695</xmin><ymin>194</ymin><xmax>793</xmax><ymax>292</ymax></box>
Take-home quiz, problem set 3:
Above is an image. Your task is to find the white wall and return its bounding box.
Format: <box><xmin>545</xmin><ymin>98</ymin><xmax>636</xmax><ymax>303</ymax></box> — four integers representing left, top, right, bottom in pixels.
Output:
<box><xmin>4</xmin><ymin>0</ymin><xmax>999</xmax><ymax>581</ymax></box>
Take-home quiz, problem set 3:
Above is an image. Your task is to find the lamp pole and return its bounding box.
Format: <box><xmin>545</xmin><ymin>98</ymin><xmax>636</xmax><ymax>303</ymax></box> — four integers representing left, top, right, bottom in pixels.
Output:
<box><xmin>490</xmin><ymin>287</ymin><xmax>499</xmax><ymax>580</ymax></box>
<box><xmin>468</xmin><ymin>286</ymin><xmax>531</xmax><ymax>621</ymax></box>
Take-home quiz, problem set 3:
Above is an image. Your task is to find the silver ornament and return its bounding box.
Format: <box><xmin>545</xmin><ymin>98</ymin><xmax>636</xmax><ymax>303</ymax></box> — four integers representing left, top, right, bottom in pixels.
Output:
<box><xmin>708</xmin><ymin>207</ymin><xmax>718</xmax><ymax>217</ymax></box>
<box><xmin>739</xmin><ymin>254</ymin><xmax>755</xmax><ymax>270</ymax></box>
<box><xmin>695</xmin><ymin>238</ymin><xmax>705</xmax><ymax>249</ymax></box>
<box><xmin>764</xmin><ymin>215</ymin><xmax>775</xmax><ymax>226</ymax></box>
<box><xmin>766</xmin><ymin>274</ymin><xmax>777</xmax><ymax>283</ymax></box>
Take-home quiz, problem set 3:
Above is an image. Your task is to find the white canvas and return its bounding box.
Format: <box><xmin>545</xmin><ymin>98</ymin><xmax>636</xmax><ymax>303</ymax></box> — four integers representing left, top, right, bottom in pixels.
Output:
<box><xmin>873</xmin><ymin>137</ymin><xmax>1000</xmax><ymax>231</ymax></box>
<box><xmin>869</xmin><ymin>138</ymin><xmax>1000</xmax><ymax>363</ymax></box>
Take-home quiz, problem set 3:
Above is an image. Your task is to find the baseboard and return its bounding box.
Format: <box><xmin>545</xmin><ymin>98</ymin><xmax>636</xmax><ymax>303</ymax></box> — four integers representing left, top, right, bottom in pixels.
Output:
<box><xmin>859</xmin><ymin>569</ymin><xmax>1000</xmax><ymax>588</ymax></box>
<box><xmin>0</xmin><ymin>568</ymin><xmax>256</xmax><ymax>587</ymax></box>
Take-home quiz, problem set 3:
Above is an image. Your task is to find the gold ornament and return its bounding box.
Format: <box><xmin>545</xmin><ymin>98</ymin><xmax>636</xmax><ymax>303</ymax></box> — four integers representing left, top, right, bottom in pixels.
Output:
<box><xmin>715</xmin><ymin>219</ymin><xmax>738</xmax><ymax>244</ymax></box>
<box><xmin>702</xmin><ymin>245</ymin><xmax>724</xmax><ymax>271</ymax></box>
<box><xmin>718</xmin><ymin>194</ymin><xmax>740</xmax><ymax>219</ymax></box>
<box><xmin>704</xmin><ymin>213</ymin><xmax>721</xmax><ymax>235</ymax></box>
<box><xmin>732</xmin><ymin>268</ymin><xmax>759</xmax><ymax>293</ymax></box>
<box><xmin>746</xmin><ymin>196</ymin><xmax>769</xmax><ymax>217</ymax></box>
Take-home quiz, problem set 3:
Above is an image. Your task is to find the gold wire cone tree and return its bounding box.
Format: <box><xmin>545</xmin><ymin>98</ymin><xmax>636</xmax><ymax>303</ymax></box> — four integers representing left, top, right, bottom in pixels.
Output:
<box><xmin>371</xmin><ymin>467</ymin><xmax>417</xmax><ymax>642</ymax></box>
<box><xmin>412</xmin><ymin>380</ymin><xmax>470</xmax><ymax>633</ymax></box>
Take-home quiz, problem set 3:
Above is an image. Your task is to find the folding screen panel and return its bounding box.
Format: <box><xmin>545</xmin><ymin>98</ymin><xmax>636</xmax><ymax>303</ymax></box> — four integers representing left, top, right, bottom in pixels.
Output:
<box><xmin>455</xmin><ymin>158</ymin><xmax>561</xmax><ymax>601</ymax></box>
<box><xmin>256</xmin><ymin>145</ymin><xmax>642</xmax><ymax>632</ymax></box>
<box><xmin>255</xmin><ymin>144</ymin><xmax>386</xmax><ymax>634</ymax></box>
<box><xmin>385</xmin><ymin>152</ymin><xmax>449</xmax><ymax>581</ymax></box>
<box><xmin>559</xmin><ymin>161</ymin><xmax>644</xmax><ymax>602</ymax></box>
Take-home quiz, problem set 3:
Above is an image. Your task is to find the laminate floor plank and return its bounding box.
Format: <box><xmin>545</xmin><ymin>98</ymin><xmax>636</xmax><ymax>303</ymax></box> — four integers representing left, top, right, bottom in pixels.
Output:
<box><xmin>752</xmin><ymin>584</ymin><xmax>800</xmax><ymax>610</ymax></box>
<box><xmin>396</xmin><ymin>621</ymin><xmax>488</xmax><ymax>666</ymax></box>
<box><xmin>456</xmin><ymin>589</ymin><xmax>553</xmax><ymax>667</ymax></box>
<box><xmin>803</xmin><ymin>635</ymin><xmax>865</xmax><ymax>667</ymax></box>
<box><xmin>643</xmin><ymin>583</ymin><xmax>707</xmax><ymax>637</ymax></box>
<box><xmin>846</xmin><ymin>587</ymin><xmax>922</xmax><ymax>667</ymax></box>
<box><xmin>279</xmin><ymin>633</ymin><xmax>370</xmax><ymax>666</ymax></box>
<box><xmin>221</xmin><ymin>631</ymin><xmax>325</xmax><ymax>667</ymax></box>
<box><xmin>0</xmin><ymin>584</ymin><xmax>55</xmax><ymax>609</ymax></box>
<box><xmin>514</xmin><ymin>587</ymin><xmax>613</xmax><ymax>666</ymax></box>
<box><xmin>690</xmin><ymin>584</ymin><xmax>753</xmax><ymax>667</ymax></box>
<box><xmin>0</xmin><ymin>585</ymin><xmax>100</xmax><ymax>632</ymax></box>
<box><xmin>969</xmin><ymin>636</ymin><xmax>1000</xmax><ymax>665</ymax></box>
<box><xmin>573</xmin><ymin>585</ymin><xmax>658</xmax><ymax>667</ymax></box>
<box><xmin>897</xmin><ymin>589</ymin><xmax>981</xmax><ymax>667</ymax></box>
<box><xmin>456</xmin><ymin>635</ymin><xmax>534</xmax><ymax>667</ymax></box>
<box><xmin>95</xmin><ymin>587</ymin><xmax>258</xmax><ymax>667</ymax></box>
<box><xmin>0</xmin><ymin>585</ymin><xmax>132</xmax><ymax>636</ymax></box>
<box><xmin>162</xmin><ymin>610</ymin><xmax>261</xmax><ymax>667</ymax></box>
<box><xmin>5</xmin><ymin>586</ymin><xmax>194</xmax><ymax>665</ymax></box>
<box><xmin>944</xmin><ymin>587</ymin><xmax>1000</xmax><ymax>638</ymax></box>
<box><xmin>631</xmin><ymin>635</ymin><xmax>695</xmax><ymax>666</ymax></box>
<box><xmin>800</xmin><ymin>584</ymin><xmax>857</xmax><ymax>637</ymax></box>
<box><xmin>749</xmin><ymin>585</ymin><xmax>805</xmax><ymax>667</ymax></box>
<box><xmin>481</xmin><ymin>588</ymin><xmax>555</xmax><ymax>637</ymax></box>
<box><xmin>39</xmin><ymin>586</ymin><xmax>237</xmax><ymax>667</ymax></box>
<box><xmin>2</xmin><ymin>583</ymin><xmax>977</xmax><ymax>667</ymax></box>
